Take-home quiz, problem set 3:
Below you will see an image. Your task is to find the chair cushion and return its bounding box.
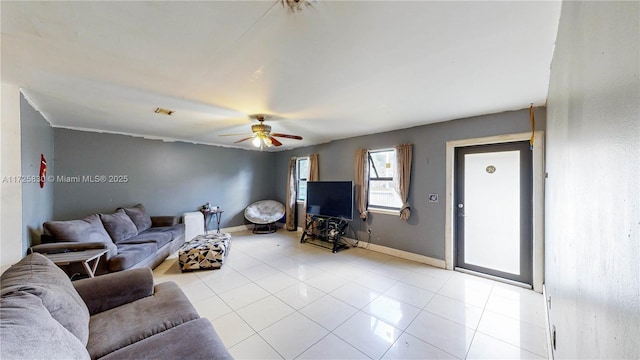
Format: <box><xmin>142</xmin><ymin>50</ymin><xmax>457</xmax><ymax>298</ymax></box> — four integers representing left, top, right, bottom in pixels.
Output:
<box><xmin>0</xmin><ymin>253</ymin><xmax>90</xmax><ymax>345</ymax></box>
<box><xmin>100</xmin><ymin>209</ymin><xmax>138</xmax><ymax>243</ymax></box>
<box><xmin>244</xmin><ymin>200</ymin><xmax>286</xmax><ymax>224</ymax></box>
<box><xmin>0</xmin><ymin>291</ymin><xmax>90</xmax><ymax>360</ymax></box>
<box><xmin>121</xmin><ymin>203</ymin><xmax>152</xmax><ymax>233</ymax></box>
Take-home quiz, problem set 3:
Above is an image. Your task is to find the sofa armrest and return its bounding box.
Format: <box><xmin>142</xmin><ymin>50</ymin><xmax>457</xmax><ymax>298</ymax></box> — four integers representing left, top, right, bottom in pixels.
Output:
<box><xmin>73</xmin><ymin>268</ymin><xmax>154</xmax><ymax>315</ymax></box>
<box><xmin>151</xmin><ymin>216</ymin><xmax>180</xmax><ymax>227</ymax></box>
<box><xmin>29</xmin><ymin>241</ymin><xmax>108</xmax><ymax>254</ymax></box>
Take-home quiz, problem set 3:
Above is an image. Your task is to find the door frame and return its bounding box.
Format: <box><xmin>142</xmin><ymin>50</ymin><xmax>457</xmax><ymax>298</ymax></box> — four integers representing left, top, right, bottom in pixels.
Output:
<box><xmin>455</xmin><ymin>141</ymin><xmax>534</xmax><ymax>285</ymax></box>
<box><xmin>445</xmin><ymin>131</ymin><xmax>545</xmax><ymax>292</ymax></box>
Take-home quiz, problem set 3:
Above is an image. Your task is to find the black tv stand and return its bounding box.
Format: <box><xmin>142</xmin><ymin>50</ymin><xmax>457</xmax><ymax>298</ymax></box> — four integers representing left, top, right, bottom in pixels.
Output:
<box><xmin>300</xmin><ymin>216</ymin><xmax>350</xmax><ymax>253</ymax></box>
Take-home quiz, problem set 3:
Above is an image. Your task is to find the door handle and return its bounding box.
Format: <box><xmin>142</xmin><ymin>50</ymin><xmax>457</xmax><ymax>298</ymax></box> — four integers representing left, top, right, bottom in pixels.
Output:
<box><xmin>457</xmin><ymin>203</ymin><xmax>466</xmax><ymax>217</ymax></box>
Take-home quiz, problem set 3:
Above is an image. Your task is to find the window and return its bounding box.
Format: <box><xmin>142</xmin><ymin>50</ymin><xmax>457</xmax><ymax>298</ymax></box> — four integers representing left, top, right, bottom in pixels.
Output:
<box><xmin>297</xmin><ymin>157</ymin><xmax>309</xmax><ymax>201</ymax></box>
<box><xmin>368</xmin><ymin>149</ymin><xmax>403</xmax><ymax>209</ymax></box>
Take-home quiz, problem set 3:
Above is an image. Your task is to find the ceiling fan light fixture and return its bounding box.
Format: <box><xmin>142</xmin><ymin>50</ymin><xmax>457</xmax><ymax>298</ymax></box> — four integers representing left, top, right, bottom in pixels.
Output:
<box><xmin>281</xmin><ymin>0</ymin><xmax>316</xmax><ymax>13</ymax></box>
<box><xmin>252</xmin><ymin>133</ymin><xmax>273</xmax><ymax>149</ymax></box>
<box><xmin>219</xmin><ymin>113</ymin><xmax>302</xmax><ymax>149</ymax></box>
<box><xmin>252</xmin><ymin>123</ymin><xmax>271</xmax><ymax>133</ymax></box>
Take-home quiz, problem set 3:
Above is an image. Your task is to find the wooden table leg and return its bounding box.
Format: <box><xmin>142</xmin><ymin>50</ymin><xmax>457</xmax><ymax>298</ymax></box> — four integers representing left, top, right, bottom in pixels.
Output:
<box><xmin>81</xmin><ymin>256</ymin><xmax>102</xmax><ymax>278</ymax></box>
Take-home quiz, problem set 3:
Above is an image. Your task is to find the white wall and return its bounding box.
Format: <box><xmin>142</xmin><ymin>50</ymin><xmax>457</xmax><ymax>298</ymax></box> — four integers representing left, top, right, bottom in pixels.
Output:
<box><xmin>545</xmin><ymin>1</ymin><xmax>639</xmax><ymax>358</ymax></box>
<box><xmin>1</xmin><ymin>84</ymin><xmax>23</xmax><ymax>271</ymax></box>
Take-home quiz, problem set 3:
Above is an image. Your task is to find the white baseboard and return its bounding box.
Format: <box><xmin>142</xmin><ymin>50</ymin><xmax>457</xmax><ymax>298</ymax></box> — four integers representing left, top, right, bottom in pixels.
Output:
<box><xmin>293</xmin><ymin>230</ymin><xmax>446</xmax><ymax>269</ymax></box>
<box><xmin>220</xmin><ymin>224</ymin><xmax>292</xmax><ymax>233</ymax></box>
<box><xmin>353</xmin><ymin>240</ymin><xmax>446</xmax><ymax>268</ymax></box>
<box><xmin>218</xmin><ymin>225</ymin><xmax>251</xmax><ymax>233</ymax></box>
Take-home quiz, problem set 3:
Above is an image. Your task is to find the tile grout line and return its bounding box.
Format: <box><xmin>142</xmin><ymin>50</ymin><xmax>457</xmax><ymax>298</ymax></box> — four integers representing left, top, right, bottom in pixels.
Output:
<box><xmin>159</xmin><ymin>231</ymin><xmax>546</xmax><ymax>360</ymax></box>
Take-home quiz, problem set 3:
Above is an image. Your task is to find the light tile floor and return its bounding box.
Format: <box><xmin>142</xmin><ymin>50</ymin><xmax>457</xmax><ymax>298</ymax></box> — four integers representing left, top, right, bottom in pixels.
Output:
<box><xmin>153</xmin><ymin>230</ymin><xmax>548</xmax><ymax>360</ymax></box>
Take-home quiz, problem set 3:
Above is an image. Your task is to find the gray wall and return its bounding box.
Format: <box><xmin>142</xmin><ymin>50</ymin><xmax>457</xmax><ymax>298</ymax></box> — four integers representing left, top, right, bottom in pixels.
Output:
<box><xmin>53</xmin><ymin>129</ymin><xmax>276</xmax><ymax>228</ymax></box>
<box><xmin>20</xmin><ymin>94</ymin><xmax>54</xmax><ymax>250</ymax></box>
<box><xmin>275</xmin><ymin>108</ymin><xmax>546</xmax><ymax>260</ymax></box>
<box><xmin>545</xmin><ymin>1</ymin><xmax>639</xmax><ymax>358</ymax></box>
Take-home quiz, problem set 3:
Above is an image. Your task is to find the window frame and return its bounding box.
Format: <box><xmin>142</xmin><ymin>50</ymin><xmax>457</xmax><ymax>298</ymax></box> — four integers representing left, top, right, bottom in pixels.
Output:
<box><xmin>296</xmin><ymin>157</ymin><xmax>309</xmax><ymax>203</ymax></box>
<box><xmin>367</xmin><ymin>148</ymin><xmax>402</xmax><ymax>213</ymax></box>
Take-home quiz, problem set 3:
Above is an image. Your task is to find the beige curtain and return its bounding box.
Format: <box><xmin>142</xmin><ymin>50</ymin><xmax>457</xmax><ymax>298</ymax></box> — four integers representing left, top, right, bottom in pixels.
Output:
<box><xmin>285</xmin><ymin>157</ymin><xmax>297</xmax><ymax>230</ymax></box>
<box><xmin>354</xmin><ymin>149</ymin><xmax>369</xmax><ymax>220</ymax></box>
<box><xmin>303</xmin><ymin>154</ymin><xmax>319</xmax><ymax>228</ymax></box>
<box><xmin>393</xmin><ymin>144</ymin><xmax>413</xmax><ymax>221</ymax></box>
<box><xmin>308</xmin><ymin>154</ymin><xmax>319</xmax><ymax>182</ymax></box>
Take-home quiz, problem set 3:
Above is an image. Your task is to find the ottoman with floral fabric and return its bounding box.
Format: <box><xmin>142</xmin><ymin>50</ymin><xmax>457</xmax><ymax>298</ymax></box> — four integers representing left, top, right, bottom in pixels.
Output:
<box><xmin>178</xmin><ymin>233</ymin><xmax>231</xmax><ymax>271</ymax></box>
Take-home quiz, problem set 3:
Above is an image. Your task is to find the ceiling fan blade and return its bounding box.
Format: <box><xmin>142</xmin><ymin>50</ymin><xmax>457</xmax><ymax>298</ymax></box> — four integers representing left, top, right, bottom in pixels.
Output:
<box><xmin>219</xmin><ymin>133</ymin><xmax>252</xmax><ymax>137</ymax></box>
<box><xmin>234</xmin><ymin>136</ymin><xmax>254</xmax><ymax>144</ymax></box>
<box><xmin>271</xmin><ymin>133</ymin><xmax>303</xmax><ymax>140</ymax></box>
<box><xmin>270</xmin><ymin>137</ymin><xmax>283</xmax><ymax>146</ymax></box>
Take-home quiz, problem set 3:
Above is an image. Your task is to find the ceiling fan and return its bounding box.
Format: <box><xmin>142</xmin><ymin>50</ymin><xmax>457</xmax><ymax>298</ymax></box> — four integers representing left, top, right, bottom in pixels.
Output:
<box><xmin>219</xmin><ymin>114</ymin><xmax>303</xmax><ymax>149</ymax></box>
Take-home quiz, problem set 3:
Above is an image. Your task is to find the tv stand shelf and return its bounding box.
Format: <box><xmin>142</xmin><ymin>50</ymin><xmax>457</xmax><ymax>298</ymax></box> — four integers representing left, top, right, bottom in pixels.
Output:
<box><xmin>300</xmin><ymin>216</ymin><xmax>350</xmax><ymax>253</ymax></box>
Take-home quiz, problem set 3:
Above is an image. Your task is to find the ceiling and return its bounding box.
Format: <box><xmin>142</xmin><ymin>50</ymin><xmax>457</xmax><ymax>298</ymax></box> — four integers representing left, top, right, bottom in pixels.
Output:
<box><xmin>1</xmin><ymin>1</ymin><xmax>561</xmax><ymax>151</ymax></box>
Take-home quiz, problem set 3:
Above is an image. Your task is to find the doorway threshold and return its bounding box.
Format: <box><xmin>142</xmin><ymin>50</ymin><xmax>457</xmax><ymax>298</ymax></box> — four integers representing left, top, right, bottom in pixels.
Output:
<box><xmin>455</xmin><ymin>267</ymin><xmax>532</xmax><ymax>290</ymax></box>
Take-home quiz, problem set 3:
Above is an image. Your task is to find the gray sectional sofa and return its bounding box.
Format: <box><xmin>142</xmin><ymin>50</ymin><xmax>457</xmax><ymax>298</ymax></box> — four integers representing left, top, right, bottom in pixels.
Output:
<box><xmin>0</xmin><ymin>253</ymin><xmax>233</xmax><ymax>359</ymax></box>
<box><xmin>33</xmin><ymin>204</ymin><xmax>185</xmax><ymax>275</ymax></box>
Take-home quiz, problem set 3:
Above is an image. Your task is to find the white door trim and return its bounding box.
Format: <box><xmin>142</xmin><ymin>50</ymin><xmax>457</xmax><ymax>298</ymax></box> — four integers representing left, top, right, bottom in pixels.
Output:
<box><xmin>445</xmin><ymin>131</ymin><xmax>545</xmax><ymax>293</ymax></box>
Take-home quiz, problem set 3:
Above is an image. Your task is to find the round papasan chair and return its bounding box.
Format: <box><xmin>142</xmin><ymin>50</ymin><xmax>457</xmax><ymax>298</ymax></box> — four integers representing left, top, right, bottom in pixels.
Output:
<box><xmin>244</xmin><ymin>200</ymin><xmax>285</xmax><ymax>234</ymax></box>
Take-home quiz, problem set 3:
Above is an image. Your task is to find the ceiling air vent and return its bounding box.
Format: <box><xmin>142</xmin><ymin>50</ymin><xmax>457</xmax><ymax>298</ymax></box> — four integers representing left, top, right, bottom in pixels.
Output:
<box><xmin>154</xmin><ymin>107</ymin><xmax>174</xmax><ymax>116</ymax></box>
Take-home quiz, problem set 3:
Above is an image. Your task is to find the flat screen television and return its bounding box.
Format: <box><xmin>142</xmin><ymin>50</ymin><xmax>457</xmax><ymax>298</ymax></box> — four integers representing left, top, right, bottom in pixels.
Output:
<box><xmin>306</xmin><ymin>181</ymin><xmax>353</xmax><ymax>220</ymax></box>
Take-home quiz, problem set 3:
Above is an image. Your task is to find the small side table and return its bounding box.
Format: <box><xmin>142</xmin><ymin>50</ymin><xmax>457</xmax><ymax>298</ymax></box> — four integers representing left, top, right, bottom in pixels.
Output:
<box><xmin>43</xmin><ymin>249</ymin><xmax>108</xmax><ymax>278</ymax></box>
<box><xmin>200</xmin><ymin>208</ymin><xmax>223</xmax><ymax>234</ymax></box>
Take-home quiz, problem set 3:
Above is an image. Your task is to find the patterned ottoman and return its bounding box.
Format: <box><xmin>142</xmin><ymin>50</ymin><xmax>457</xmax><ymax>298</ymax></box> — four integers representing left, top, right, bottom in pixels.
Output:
<box><xmin>178</xmin><ymin>233</ymin><xmax>231</xmax><ymax>271</ymax></box>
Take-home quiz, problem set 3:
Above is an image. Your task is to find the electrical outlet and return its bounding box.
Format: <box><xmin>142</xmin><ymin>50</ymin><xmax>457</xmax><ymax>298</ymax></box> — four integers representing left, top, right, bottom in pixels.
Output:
<box><xmin>367</xmin><ymin>228</ymin><xmax>372</xmax><ymax>234</ymax></box>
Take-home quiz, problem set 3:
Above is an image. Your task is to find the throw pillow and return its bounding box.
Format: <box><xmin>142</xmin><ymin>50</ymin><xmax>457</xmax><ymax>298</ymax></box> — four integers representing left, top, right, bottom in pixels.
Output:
<box><xmin>121</xmin><ymin>203</ymin><xmax>152</xmax><ymax>233</ymax></box>
<box><xmin>44</xmin><ymin>214</ymin><xmax>113</xmax><ymax>244</ymax></box>
<box><xmin>0</xmin><ymin>253</ymin><xmax>91</xmax><ymax>346</ymax></box>
<box><xmin>43</xmin><ymin>214</ymin><xmax>118</xmax><ymax>258</ymax></box>
<box><xmin>99</xmin><ymin>209</ymin><xmax>138</xmax><ymax>243</ymax></box>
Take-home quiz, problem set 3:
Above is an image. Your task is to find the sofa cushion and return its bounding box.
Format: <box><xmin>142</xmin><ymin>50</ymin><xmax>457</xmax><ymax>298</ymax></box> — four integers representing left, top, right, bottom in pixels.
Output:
<box><xmin>117</xmin><ymin>231</ymin><xmax>172</xmax><ymax>249</ymax></box>
<box><xmin>100</xmin><ymin>209</ymin><xmax>138</xmax><ymax>243</ymax></box>
<box><xmin>43</xmin><ymin>214</ymin><xmax>118</xmax><ymax>259</ymax></box>
<box><xmin>109</xmin><ymin>243</ymin><xmax>157</xmax><ymax>272</ymax></box>
<box><xmin>121</xmin><ymin>203</ymin><xmax>152</xmax><ymax>233</ymax></box>
<box><xmin>0</xmin><ymin>253</ymin><xmax>90</xmax><ymax>345</ymax></box>
<box><xmin>0</xmin><ymin>291</ymin><xmax>91</xmax><ymax>360</ymax></box>
<box><xmin>143</xmin><ymin>224</ymin><xmax>185</xmax><ymax>241</ymax></box>
<box><xmin>99</xmin><ymin>318</ymin><xmax>233</xmax><ymax>360</ymax></box>
<box><xmin>86</xmin><ymin>282</ymin><xmax>200</xmax><ymax>359</ymax></box>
